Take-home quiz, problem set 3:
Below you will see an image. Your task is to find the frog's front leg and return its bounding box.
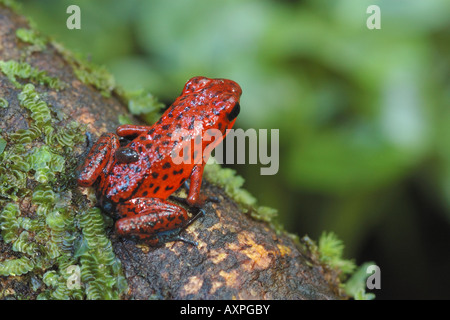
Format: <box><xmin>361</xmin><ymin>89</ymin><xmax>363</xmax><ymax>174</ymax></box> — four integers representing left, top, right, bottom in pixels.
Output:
<box><xmin>115</xmin><ymin>197</ymin><xmax>202</xmax><ymax>245</ymax></box>
<box><xmin>186</xmin><ymin>164</ymin><xmax>207</xmax><ymax>207</ymax></box>
<box><xmin>171</xmin><ymin>164</ymin><xmax>219</xmax><ymax>208</ymax></box>
<box><xmin>185</xmin><ymin>164</ymin><xmax>221</xmax><ymax>207</ymax></box>
<box><xmin>77</xmin><ymin>133</ymin><xmax>120</xmax><ymax>187</ymax></box>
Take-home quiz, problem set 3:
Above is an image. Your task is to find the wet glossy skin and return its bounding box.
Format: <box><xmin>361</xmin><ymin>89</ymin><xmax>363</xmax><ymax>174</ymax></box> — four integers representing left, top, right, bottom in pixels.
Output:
<box><xmin>77</xmin><ymin>76</ymin><xmax>242</xmax><ymax>245</ymax></box>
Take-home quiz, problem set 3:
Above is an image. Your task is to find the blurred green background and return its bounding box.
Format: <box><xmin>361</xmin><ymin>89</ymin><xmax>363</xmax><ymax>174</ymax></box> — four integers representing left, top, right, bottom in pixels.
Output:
<box><xmin>20</xmin><ymin>0</ymin><xmax>450</xmax><ymax>299</ymax></box>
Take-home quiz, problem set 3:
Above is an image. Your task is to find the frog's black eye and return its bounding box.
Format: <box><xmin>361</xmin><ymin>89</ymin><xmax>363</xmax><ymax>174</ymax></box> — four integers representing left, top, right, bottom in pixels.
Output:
<box><xmin>227</xmin><ymin>102</ymin><xmax>240</xmax><ymax>121</ymax></box>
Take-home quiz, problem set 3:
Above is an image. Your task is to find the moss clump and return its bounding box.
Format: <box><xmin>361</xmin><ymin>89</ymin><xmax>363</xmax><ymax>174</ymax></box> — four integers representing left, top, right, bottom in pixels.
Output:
<box><xmin>76</xmin><ymin>208</ymin><xmax>127</xmax><ymax>300</ymax></box>
<box><xmin>344</xmin><ymin>262</ymin><xmax>376</xmax><ymax>300</ymax></box>
<box><xmin>73</xmin><ymin>63</ymin><xmax>115</xmax><ymax>98</ymax></box>
<box><xmin>0</xmin><ymin>65</ymin><xmax>126</xmax><ymax>299</ymax></box>
<box><xmin>0</xmin><ymin>0</ymin><xmax>20</xmax><ymax>11</ymax></box>
<box><xmin>18</xmin><ymin>83</ymin><xmax>52</xmax><ymax>127</ymax></box>
<box><xmin>302</xmin><ymin>232</ymin><xmax>375</xmax><ymax>300</ymax></box>
<box><xmin>121</xmin><ymin>89</ymin><xmax>165</xmax><ymax>124</ymax></box>
<box><xmin>0</xmin><ymin>60</ymin><xmax>64</xmax><ymax>90</ymax></box>
<box><xmin>318</xmin><ymin>231</ymin><xmax>356</xmax><ymax>275</ymax></box>
<box><xmin>118</xmin><ymin>114</ymin><xmax>132</xmax><ymax>125</ymax></box>
<box><xmin>52</xmin><ymin>42</ymin><xmax>115</xmax><ymax>97</ymax></box>
<box><xmin>16</xmin><ymin>28</ymin><xmax>47</xmax><ymax>51</ymax></box>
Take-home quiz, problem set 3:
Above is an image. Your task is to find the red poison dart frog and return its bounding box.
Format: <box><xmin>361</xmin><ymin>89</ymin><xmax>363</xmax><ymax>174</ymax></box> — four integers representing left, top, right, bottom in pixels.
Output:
<box><xmin>77</xmin><ymin>76</ymin><xmax>242</xmax><ymax>245</ymax></box>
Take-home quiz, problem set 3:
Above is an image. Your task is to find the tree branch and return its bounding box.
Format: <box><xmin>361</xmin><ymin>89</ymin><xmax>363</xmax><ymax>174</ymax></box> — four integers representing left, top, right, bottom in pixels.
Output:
<box><xmin>0</xmin><ymin>4</ymin><xmax>344</xmax><ymax>300</ymax></box>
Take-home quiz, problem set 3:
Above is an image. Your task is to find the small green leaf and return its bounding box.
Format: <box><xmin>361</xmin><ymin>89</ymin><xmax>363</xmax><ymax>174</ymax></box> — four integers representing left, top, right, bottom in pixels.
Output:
<box><xmin>318</xmin><ymin>231</ymin><xmax>356</xmax><ymax>275</ymax></box>
<box><xmin>345</xmin><ymin>262</ymin><xmax>377</xmax><ymax>300</ymax></box>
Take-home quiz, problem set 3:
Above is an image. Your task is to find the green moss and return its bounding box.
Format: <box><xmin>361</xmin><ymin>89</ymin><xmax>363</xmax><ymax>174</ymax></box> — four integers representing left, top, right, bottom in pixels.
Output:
<box><xmin>40</xmin><ymin>268</ymin><xmax>83</xmax><ymax>300</ymax></box>
<box><xmin>0</xmin><ymin>60</ymin><xmax>64</xmax><ymax>90</ymax></box>
<box><xmin>116</xmin><ymin>88</ymin><xmax>165</xmax><ymax>136</ymax></box>
<box><xmin>52</xmin><ymin>42</ymin><xmax>115</xmax><ymax>97</ymax></box>
<box><xmin>122</xmin><ymin>89</ymin><xmax>165</xmax><ymax>124</ymax></box>
<box><xmin>28</xmin><ymin>145</ymin><xmax>65</xmax><ymax>183</ymax></box>
<box><xmin>0</xmin><ymin>71</ymin><xmax>126</xmax><ymax>300</ymax></box>
<box><xmin>0</xmin><ymin>0</ymin><xmax>21</xmax><ymax>11</ymax></box>
<box><xmin>0</xmin><ymin>256</ymin><xmax>34</xmax><ymax>277</ymax></box>
<box><xmin>0</xmin><ymin>97</ymin><xmax>8</xmax><ymax>108</ymax></box>
<box><xmin>18</xmin><ymin>83</ymin><xmax>52</xmax><ymax>127</ymax></box>
<box><xmin>77</xmin><ymin>208</ymin><xmax>127</xmax><ymax>300</ymax></box>
<box><xmin>305</xmin><ymin>232</ymin><xmax>376</xmax><ymax>300</ymax></box>
<box><xmin>16</xmin><ymin>28</ymin><xmax>47</xmax><ymax>51</ymax></box>
<box><xmin>118</xmin><ymin>114</ymin><xmax>132</xmax><ymax>125</ymax></box>
<box><xmin>344</xmin><ymin>262</ymin><xmax>376</xmax><ymax>300</ymax></box>
<box><xmin>318</xmin><ymin>231</ymin><xmax>356</xmax><ymax>276</ymax></box>
<box><xmin>0</xmin><ymin>202</ymin><xmax>21</xmax><ymax>244</ymax></box>
<box><xmin>73</xmin><ymin>63</ymin><xmax>115</xmax><ymax>98</ymax></box>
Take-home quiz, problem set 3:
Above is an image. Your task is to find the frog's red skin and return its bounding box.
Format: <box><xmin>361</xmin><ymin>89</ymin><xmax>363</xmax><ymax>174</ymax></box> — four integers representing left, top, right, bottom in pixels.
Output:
<box><xmin>77</xmin><ymin>76</ymin><xmax>242</xmax><ymax>245</ymax></box>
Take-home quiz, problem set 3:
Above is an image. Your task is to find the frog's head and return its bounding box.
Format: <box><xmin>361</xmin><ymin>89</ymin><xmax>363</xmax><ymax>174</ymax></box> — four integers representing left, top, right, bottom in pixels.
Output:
<box><xmin>167</xmin><ymin>77</ymin><xmax>242</xmax><ymax>164</ymax></box>
<box><xmin>182</xmin><ymin>76</ymin><xmax>242</xmax><ymax>133</ymax></box>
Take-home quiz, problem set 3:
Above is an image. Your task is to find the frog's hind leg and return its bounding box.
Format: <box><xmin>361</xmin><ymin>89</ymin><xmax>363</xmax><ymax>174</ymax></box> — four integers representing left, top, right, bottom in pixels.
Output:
<box><xmin>116</xmin><ymin>198</ymin><xmax>203</xmax><ymax>245</ymax></box>
<box><xmin>77</xmin><ymin>133</ymin><xmax>120</xmax><ymax>187</ymax></box>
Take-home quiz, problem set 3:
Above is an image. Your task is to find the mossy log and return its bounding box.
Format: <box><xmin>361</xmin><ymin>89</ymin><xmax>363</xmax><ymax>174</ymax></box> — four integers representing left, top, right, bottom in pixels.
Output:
<box><xmin>0</xmin><ymin>4</ymin><xmax>345</xmax><ymax>300</ymax></box>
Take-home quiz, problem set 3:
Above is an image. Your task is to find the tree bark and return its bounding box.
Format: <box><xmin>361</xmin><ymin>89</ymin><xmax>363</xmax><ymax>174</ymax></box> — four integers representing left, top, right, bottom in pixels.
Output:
<box><xmin>0</xmin><ymin>4</ymin><xmax>345</xmax><ymax>300</ymax></box>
